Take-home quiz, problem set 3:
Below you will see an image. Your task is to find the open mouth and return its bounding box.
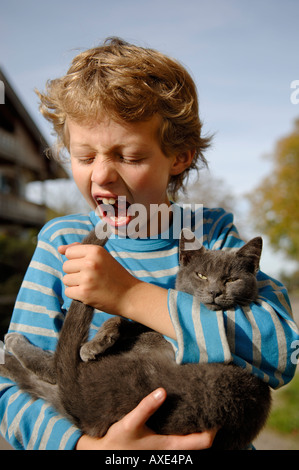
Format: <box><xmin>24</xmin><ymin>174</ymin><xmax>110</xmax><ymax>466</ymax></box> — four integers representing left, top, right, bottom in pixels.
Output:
<box><xmin>95</xmin><ymin>196</ymin><xmax>132</xmax><ymax>227</ymax></box>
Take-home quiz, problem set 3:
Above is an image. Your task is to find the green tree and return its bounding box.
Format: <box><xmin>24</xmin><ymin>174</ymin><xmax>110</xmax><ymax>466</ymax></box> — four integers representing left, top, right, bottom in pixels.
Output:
<box><xmin>248</xmin><ymin>118</ymin><xmax>299</xmax><ymax>260</ymax></box>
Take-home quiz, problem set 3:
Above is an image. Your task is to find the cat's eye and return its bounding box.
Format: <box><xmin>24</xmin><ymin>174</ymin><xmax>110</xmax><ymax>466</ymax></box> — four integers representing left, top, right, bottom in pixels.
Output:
<box><xmin>197</xmin><ymin>273</ymin><xmax>207</xmax><ymax>280</ymax></box>
<box><xmin>225</xmin><ymin>278</ymin><xmax>236</xmax><ymax>283</ymax></box>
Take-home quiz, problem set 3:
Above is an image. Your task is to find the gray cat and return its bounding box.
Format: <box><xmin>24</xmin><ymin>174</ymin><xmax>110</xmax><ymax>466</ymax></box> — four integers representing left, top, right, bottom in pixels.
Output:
<box><xmin>0</xmin><ymin>227</ymin><xmax>271</xmax><ymax>450</ymax></box>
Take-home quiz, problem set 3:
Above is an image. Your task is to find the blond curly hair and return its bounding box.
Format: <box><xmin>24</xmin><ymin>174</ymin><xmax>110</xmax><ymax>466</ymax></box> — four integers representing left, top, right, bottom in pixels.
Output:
<box><xmin>37</xmin><ymin>37</ymin><xmax>211</xmax><ymax>196</ymax></box>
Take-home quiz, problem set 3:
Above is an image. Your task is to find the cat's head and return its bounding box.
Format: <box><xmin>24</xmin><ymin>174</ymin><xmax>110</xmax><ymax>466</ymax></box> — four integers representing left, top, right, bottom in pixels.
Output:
<box><xmin>176</xmin><ymin>228</ymin><xmax>262</xmax><ymax>311</ymax></box>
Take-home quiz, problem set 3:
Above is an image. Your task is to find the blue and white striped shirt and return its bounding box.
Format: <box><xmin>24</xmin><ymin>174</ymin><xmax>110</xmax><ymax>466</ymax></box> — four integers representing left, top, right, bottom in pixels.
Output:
<box><xmin>0</xmin><ymin>205</ymin><xmax>298</xmax><ymax>449</ymax></box>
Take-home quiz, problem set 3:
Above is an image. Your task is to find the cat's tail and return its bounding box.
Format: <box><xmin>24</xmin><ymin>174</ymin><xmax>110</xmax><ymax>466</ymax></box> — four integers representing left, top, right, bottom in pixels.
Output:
<box><xmin>54</xmin><ymin>224</ymin><xmax>111</xmax><ymax>415</ymax></box>
<box><xmin>54</xmin><ymin>302</ymin><xmax>94</xmax><ymax>396</ymax></box>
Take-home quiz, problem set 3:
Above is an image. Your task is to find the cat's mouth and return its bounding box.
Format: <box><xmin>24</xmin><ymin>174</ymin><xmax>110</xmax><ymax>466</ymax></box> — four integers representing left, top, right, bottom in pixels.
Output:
<box><xmin>95</xmin><ymin>196</ymin><xmax>132</xmax><ymax>227</ymax></box>
<box><xmin>205</xmin><ymin>302</ymin><xmax>220</xmax><ymax>311</ymax></box>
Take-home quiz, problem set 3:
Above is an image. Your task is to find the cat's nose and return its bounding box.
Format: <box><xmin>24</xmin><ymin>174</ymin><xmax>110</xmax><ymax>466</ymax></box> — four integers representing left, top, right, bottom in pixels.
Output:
<box><xmin>209</xmin><ymin>288</ymin><xmax>222</xmax><ymax>298</ymax></box>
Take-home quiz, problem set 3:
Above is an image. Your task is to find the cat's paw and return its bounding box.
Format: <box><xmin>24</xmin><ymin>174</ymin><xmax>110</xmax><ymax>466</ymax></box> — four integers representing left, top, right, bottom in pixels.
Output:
<box><xmin>80</xmin><ymin>328</ymin><xmax>121</xmax><ymax>362</ymax></box>
<box><xmin>4</xmin><ymin>333</ymin><xmax>29</xmax><ymax>355</ymax></box>
<box><xmin>80</xmin><ymin>317</ymin><xmax>124</xmax><ymax>362</ymax></box>
<box><xmin>80</xmin><ymin>343</ymin><xmax>99</xmax><ymax>362</ymax></box>
<box><xmin>100</xmin><ymin>316</ymin><xmax>123</xmax><ymax>335</ymax></box>
<box><xmin>80</xmin><ymin>336</ymin><xmax>119</xmax><ymax>362</ymax></box>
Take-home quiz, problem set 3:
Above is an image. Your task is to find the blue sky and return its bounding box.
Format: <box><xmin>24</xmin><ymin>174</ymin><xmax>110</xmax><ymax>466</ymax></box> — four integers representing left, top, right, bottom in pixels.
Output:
<box><xmin>1</xmin><ymin>0</ymin><xmax>299</xmax><ymax>275</ymax></box>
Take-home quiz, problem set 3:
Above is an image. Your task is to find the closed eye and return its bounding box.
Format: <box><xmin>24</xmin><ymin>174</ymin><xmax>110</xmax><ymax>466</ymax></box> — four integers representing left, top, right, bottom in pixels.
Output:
<box><xmin>81</xmin><ymin>157</ymin><xmax>95</xmax><ymax>164</ymax></box>
<box><xmin>118</xmin><ymin>155</ymin><xmax>145</xmax><ymax>165</ymax></box>
<box><xmin>73</xmin><ymin>154</ymin><xmax>96</xmax><ymax>165</ymax></box>
<box><xmin>225</xmin><ymin>278</ymin><xmax>238</xmax><ymax>284</ymax></box>
<box><xmin>197</xmin><ymin>273</ymin><xmax>208</xmax><ymax>280</ymax></box>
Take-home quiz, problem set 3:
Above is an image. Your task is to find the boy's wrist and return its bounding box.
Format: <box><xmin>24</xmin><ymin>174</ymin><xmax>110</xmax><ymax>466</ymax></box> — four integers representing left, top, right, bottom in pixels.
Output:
<box><xmin>118</xmin><ymin>279</ymin><xmax>176</xmax><ymax>339</ymax></box>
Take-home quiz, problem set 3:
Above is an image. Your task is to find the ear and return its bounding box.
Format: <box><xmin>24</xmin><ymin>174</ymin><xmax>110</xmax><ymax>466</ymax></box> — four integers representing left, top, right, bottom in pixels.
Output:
<box><xmin>170</xmin><ymin>149</ymin><xmax>196</xmax><ymax>176</ymax></box>
<box><xmin>179</xmin><ymin>228</ymin><xmax>204</xmax><ymax>265</ymax></box>
<box><xmin>237</xmin><ymin>237</ymin><xmax>263</xmax><ymax>274</ymax></box>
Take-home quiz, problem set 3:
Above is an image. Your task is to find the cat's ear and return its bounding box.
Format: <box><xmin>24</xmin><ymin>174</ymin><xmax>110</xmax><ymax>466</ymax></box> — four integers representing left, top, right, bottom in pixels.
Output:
<box><xmin>179</xmin><ymin>228</ymin><xmax>204</xmax><ymax>265</ymax></box>
<box><xmin>237</xmin><ymin>237</ymin><xmax>263</xmax><ymax>274</ymax></box>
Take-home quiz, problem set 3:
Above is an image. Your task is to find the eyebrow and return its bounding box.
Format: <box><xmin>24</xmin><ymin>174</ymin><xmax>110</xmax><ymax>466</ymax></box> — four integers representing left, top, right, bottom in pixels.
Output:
<box><xmin>71</xmin><ymin>142</ymin><xmax>152</xmax><ymax>155</ymax></box>
<box><xmin>70</xmin><ymin>143</ymin><xmax>96</xmax><ymax>153</ymax></box>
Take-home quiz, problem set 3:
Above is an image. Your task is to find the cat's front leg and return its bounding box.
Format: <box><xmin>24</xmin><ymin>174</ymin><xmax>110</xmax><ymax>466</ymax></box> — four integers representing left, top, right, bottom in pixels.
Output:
<box><xmin>5</xmin><ymin>333</ymin><xmax>56</xmax><ymax>384</ymax></box>
<box><xmin>80</xmin><ymin>316</ymin><xmax>124</xmax><ymax>362</ymax></box>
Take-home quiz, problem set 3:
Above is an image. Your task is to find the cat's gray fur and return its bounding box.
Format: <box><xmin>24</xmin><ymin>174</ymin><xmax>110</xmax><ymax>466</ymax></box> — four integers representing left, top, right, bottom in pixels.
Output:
<box><xmin>0</xmin><ymin>226</ymin><xmax>271</xmax><ymax>450</ymax></box>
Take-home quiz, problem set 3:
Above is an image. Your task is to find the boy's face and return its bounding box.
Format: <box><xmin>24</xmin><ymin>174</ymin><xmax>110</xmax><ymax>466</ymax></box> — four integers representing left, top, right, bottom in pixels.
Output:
<box><xmin>68</xmin><ymin>115</ymin><xmax>190</xmax><ymax>235</ymax></box>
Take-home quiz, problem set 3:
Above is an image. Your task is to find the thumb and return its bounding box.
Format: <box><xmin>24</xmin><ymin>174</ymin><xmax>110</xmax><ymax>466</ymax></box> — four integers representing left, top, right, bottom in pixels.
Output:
<box><xmin>123</xmin><ymin>388</ymin><xmax>167</xmax><ymax>430</ymax></box>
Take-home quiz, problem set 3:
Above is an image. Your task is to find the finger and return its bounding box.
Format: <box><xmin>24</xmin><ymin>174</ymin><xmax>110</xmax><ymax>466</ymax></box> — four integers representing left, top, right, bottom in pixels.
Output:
<box><xmin>163</xmin><ymin>429</ymin><xmax>217</xmax><ymax>451</ymax></box>
<box><xmin>58</xmin><ymin>242</ymin><xmax>81</xmax><ymax>255</ymax></box>
<box><xmin>64</xmin><ymin>286</ymin><xmax>81</xmax><ymax>300</ymax></box>
<box><xmin>63</xmin><ymin>273</ymin><xmax>81</xmax><ymax>287</ymax></box>
<box><xmin>62</xmin><ymin>258</ymin><xmax>84</xmax><ymax>274</ymax></box>
<box><xmin>123</xmin><ymin>388</ymin><xmax>167</xmax><ymax>430</ymax></box>
<box><xmin>62</xmin><ymin>244</ymin><xmax>89</xmax><ymax>260</ymax></box>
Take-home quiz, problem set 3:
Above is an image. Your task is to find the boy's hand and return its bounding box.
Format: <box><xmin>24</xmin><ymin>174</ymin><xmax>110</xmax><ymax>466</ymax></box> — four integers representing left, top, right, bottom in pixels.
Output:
<box><xmin>58</xmin><ymin>243</ymin><xmax>138</xmax><ymax>315</ymax></box>
<box><xmin>76</xmin><ymin>388</ymin><xmax>217</xmax><ymax>450</ymax></box>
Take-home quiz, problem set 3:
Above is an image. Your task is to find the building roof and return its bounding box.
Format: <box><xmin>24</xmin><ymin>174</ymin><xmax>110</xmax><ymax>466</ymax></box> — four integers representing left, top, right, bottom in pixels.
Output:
<box><xmin>0</xmin><ymin>67</ymin><xmax>68</xmax><ymax>180</ymax></box>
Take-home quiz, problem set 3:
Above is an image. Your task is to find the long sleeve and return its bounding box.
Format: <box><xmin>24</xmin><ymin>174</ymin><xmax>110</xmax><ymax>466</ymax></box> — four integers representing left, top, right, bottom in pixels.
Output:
<box><xmin>1</xmin><ymin>208</ymin><xmax>298</xmax><ymax>449</ymax></box>
<box><xmin>0</xmin><ymin>215</ymin><xmax>93</xmax><ymax>449</ymax></box>
<box><xmin>167</xmin><ymin>208</ymin><xmax>299</xmax><ymax>389</ymax></box>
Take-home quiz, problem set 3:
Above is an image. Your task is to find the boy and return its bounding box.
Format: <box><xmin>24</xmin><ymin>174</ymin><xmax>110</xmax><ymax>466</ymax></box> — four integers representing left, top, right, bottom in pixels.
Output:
<box><xmin>0</xmin><ymin>37</ymin><xmax>298</xmax><ymax>450</ymax></box>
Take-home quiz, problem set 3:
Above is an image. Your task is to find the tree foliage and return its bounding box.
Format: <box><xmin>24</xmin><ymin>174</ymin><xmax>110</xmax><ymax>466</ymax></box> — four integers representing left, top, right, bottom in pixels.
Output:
<box><xmin>248</xmin><ymin>119</ymin><xmax>299</xmax><ymax>260</ymax></box>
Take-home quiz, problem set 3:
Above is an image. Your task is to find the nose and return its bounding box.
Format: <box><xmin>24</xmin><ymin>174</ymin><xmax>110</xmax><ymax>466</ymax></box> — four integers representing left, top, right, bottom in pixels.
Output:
<box><xmin>91</xmin><ymin>158</ymin><xmax>118</xmax><ymax>187</ymax></box>
<box><xmin>209</xmin><ymin>285</ymin><xmax>222</xmax><ymax>298</ymax></box>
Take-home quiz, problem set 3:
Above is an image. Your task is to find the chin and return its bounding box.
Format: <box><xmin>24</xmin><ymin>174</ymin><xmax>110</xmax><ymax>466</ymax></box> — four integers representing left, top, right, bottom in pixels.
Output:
<box><xmin>205</xmin><ymin>302</ymin><xmax>234</xmax><ymax>311</ymax></box>
<box><xmin>204</xmin><ymin>303</ymin><xmax>220</xmax><ymax>311</ymax></box>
